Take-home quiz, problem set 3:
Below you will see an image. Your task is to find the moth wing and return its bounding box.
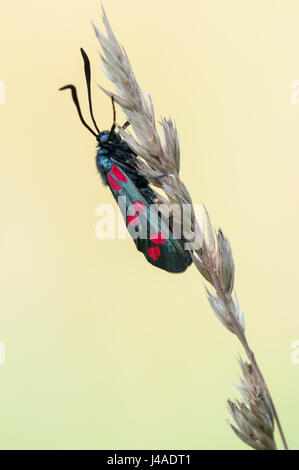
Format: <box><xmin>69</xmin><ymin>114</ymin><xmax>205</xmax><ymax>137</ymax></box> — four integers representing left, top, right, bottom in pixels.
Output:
<box><xmin>105</xmin><ymin>162</ymin><xmax>191</xmax><ymax>273</ymax></box>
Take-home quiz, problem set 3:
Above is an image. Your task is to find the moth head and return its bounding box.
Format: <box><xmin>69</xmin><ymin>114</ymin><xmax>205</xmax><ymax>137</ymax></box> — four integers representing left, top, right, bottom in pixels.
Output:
<box><xmin>97</xmin><ymin>130</ymin><xmax>121</xmax><ymax>146</ymax></box>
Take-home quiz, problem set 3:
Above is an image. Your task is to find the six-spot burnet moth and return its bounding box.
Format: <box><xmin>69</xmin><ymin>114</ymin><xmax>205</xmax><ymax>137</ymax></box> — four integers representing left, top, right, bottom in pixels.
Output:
<box><xmin>60</xmin><ymin>48</ymin><xmax>192</xmax><ymax>273</ymax></box>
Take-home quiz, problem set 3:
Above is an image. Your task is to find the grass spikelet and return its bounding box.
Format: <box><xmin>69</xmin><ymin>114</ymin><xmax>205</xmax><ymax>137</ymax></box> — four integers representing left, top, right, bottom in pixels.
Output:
<box><xmin>93</xmin><ymin>7</ymin><xmax>288</xmax><ymax>450</ymax></box>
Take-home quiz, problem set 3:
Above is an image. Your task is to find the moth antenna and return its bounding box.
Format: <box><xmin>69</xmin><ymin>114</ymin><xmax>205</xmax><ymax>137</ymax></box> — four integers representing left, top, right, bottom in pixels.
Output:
<box><xmin>80</xmin><ymin>48</ymin><xmax>101</xmax><ymax>134</ymax></box>
<box><xmin>59</xmin><ymin>84</ymin><xmax>98</xmax><ymax>137</ymax></box>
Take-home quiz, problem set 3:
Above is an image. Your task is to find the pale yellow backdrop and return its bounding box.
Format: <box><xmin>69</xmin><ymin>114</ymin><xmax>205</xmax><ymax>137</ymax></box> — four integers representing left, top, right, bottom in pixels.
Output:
<box><xmin>0</xmin><ymin>0</ymin><xmax>298</xmax><ymax>450</ymax></box>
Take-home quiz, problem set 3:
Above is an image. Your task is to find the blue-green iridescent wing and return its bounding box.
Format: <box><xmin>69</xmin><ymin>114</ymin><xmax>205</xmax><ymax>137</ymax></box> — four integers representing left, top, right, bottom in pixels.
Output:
<box><xmin>105</xmin><ymin>161</ymin><xmax>192</xmax><ymax>273</ymax></box>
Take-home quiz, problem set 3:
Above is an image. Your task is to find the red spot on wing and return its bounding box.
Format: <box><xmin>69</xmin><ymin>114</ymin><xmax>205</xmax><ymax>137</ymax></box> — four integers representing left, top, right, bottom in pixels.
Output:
<box><xmin>111</xmin><ymin>164</ymin><xmax>127</xmax><ymax>182</ymax></box>
<box><xmin>132</xmin><ymin>201</ymin><xmax>146</xmax><ymax>213</ymax></box>
<box><xmin>107</xmin><ymin>172</ymin><xmax>121</xmax><ymax>191</ymax></box>
<box><xmin>150</xmin><ymin>232</ymin><xmax>167</xmax><ymax>244</ymax></box>
<box><xmin>127</xmin><ymin>215</ymin><xmax>139</xmax><ymax>227</ymax></box>
<box><xmin>148</xmin><ymin>246</ymin><xmax>161</xmax><ymax>261</ymax></box>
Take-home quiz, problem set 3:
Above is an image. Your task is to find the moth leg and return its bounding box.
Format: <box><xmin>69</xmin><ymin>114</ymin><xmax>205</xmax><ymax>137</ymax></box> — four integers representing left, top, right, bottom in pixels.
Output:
<box><xmin>111</xmin><ymin>159</ymin><xmax>137</xmax><ymax>173</ymax></box>
<box><xmin>137</xmin><ymin>172</ymin><xmax>168</xmax><ymax>179</ymax></box>
<box><xmin>122</xmin><ymin>121</ymin><xmax>130</xmax><ymax>129</ymax></box>
<box><xmin>108</xmin><ymin>97</ymin><xmax>117</xmax><ymax>141</ymax></box>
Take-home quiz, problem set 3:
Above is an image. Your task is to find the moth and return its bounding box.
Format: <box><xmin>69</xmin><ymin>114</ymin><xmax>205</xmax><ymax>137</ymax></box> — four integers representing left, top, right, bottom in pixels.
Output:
<box><xmin>60</xmin><ymin>49</ymin><xmax>192</xmax><ymax>273</ymax></box>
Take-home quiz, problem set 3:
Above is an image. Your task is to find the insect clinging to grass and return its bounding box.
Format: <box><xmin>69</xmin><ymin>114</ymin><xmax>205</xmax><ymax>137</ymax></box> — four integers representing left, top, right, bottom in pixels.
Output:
<box><xmin>60</xmin><ymin>49</ymin><xmax>192</xmax><ymax>273</ymax></box>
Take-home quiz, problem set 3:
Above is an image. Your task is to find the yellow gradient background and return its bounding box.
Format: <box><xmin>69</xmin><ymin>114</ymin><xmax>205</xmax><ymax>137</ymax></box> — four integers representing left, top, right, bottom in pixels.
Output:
<box><xmin>0</xmin><ymin>0</ymin><xmax>299</xmax><ymax>450</ymax></box>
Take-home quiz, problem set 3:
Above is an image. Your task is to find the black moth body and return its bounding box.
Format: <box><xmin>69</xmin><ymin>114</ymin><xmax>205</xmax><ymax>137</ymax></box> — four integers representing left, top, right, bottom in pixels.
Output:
<box><xmin>60</xmin><ymin>48</ymin><xmax>192</xmax><ymax>273</ymax></box>
<box><xmin>96</xmin><ymin>130</ymin><xmax>156</xmax><ymax>204</ymax></box>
